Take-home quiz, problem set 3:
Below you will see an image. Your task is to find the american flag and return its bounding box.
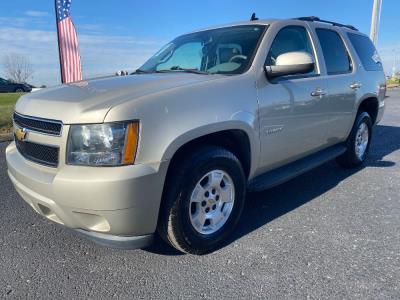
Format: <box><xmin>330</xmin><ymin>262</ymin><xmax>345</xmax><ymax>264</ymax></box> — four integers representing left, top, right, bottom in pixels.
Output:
<box><xmin>56</xmin><ymin>0</ymin><xmax>82</xmax><ymax>83</ymax></box>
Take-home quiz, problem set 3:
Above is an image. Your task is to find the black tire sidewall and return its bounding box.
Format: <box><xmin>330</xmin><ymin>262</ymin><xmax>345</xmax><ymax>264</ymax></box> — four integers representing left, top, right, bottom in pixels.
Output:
<box><xmin>169</xmin><ymin>148</ymin><xmax>246</xmax><ymax>252</ymax></box>
<box><xmin>348</xmin><ymin>112</ymin><xmax>372</xmax><ymax>164</ymax></box>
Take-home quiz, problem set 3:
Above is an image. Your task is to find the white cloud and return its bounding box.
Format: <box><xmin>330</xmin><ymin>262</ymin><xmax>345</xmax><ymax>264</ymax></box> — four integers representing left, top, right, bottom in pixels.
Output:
<box><xmin>0</xmin><ymin>26</ymin><xmax>164</xmax><ymax>86</ymax></box>
<box><xmin>25</xmin><ymin>10</ymin><xmax>50</xmax><ymax>17</ymax></box>
<box><xmin>0</xmin><ymin>17</ymin><xmax>29</xmax><ymax>27</ymax></box>
<box><xmin>78</xmin><ymin>24</ymin><xmax>103</xmax><ymax>32</ymax></box>
<box><xmin>0</xmin><ymin>16</ymin><xmax>51</xmax><ymax>28</ymax></box>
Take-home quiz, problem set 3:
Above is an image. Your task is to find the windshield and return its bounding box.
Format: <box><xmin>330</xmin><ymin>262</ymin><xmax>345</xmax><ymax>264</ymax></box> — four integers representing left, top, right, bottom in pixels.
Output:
<box><xmin>139</xmin><ymin>25</ymin><xmax>266</xmax><ymax>75</ymax></box>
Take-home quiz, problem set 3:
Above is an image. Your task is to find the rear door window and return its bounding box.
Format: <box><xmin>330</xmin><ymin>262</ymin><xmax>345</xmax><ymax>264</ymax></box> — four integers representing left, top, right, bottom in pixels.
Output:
<box><xmin>347</xmin><ymin>33</ymin><xmax>383</xmax><ymax>71</ymax></box>
<box><xmin>316</xmin><ymin>29</ymin><xmax>352</xmax><ymax>75</ymax></box>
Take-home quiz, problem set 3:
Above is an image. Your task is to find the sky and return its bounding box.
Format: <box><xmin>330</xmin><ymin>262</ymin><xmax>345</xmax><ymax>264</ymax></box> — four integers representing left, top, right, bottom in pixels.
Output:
<box><xmin>0</xmin><ymin>0</ymin><xmax>398</xmax><ymax>86</ymax></box>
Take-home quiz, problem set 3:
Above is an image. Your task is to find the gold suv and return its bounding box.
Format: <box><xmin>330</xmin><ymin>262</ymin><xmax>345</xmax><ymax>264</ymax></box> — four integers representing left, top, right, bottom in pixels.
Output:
<box><xmin>6</xmin><ymin>17</ymin><xmax>385</xmax><ymax>254</ymax></box>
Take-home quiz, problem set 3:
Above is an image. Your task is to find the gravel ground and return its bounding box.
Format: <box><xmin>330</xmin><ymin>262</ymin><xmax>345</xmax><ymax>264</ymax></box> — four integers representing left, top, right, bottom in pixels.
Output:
<box><xmin>0</xmin><ymin>91</ymin><xmax>399</xmax><ymax>299</ymax></box>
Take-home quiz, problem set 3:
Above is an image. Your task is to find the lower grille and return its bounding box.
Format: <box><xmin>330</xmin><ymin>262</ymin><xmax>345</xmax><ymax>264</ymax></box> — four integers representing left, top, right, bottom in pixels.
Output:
<box><xmin>15</xmin><ymin>138</ymin><xmax>59</xmax><ymax>167</ymax></box>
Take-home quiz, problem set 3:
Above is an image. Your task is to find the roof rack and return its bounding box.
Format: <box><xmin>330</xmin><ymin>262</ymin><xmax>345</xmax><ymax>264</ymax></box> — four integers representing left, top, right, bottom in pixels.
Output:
<box><xmin>295</xmin><ymin>16</ymin><xmax>358</xmax><ymax>31</ymax></box>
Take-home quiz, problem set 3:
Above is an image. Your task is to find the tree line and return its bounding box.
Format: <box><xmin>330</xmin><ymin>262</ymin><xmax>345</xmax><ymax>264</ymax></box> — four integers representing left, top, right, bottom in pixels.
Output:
<box><xmin>1</xmin><ymin>53</ymin><xmax>34</xmax><ymax>84</ymax></box>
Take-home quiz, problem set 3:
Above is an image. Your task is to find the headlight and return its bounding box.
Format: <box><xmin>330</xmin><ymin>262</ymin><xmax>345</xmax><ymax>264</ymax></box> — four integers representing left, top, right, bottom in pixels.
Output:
<box><xmin>67</xmin><ymin>121</ymin><xmax>139</xmax><ymax>166</ymax></box>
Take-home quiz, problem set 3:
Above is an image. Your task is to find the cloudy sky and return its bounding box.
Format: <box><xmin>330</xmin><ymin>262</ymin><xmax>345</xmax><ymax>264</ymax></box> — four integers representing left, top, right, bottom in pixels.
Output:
<box><xmin>0</xmin><ymin>0</ymin><xmax>399</xmax><ymax>86</ymax></box>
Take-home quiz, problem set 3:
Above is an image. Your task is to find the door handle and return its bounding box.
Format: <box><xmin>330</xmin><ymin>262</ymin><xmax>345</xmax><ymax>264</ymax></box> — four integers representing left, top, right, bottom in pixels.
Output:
<box><xmin>311</xmin><ymin>88</ymin><xmax>326</xmax><ymax>97</ymax></box>
<box><xmin>350</xmin><ymin>82</ymin><xmax>362</xmax><ymax>90</ymax></box>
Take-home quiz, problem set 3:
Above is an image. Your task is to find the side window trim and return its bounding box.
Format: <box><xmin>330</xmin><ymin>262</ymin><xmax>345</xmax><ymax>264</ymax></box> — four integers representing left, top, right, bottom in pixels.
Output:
<box><xmin>315</xmin><ymin>28</ymin><xmax>354</xmax><ymax>76</ymax></box>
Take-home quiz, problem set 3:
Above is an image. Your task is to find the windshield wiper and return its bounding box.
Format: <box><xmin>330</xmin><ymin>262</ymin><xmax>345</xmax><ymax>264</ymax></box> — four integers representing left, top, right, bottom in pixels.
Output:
<box><xmin>157</xmin><ymin>66</ymin><xmax>210</xmax><ymax>75</ymax></box>
<box><xmin>131</xmin><ymin>69</ymin><xmax>154</xmax><ymax>74</ymax></box>
<box><xmin>132</xmin><ymin>67</ymin><xmax>211</xmax><ymax>75</ymax></box>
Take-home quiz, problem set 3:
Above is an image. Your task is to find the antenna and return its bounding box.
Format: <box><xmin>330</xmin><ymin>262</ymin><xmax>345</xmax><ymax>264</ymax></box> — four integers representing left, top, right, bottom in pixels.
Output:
<box><xmin>250</xmin><ymin>13</ymin><xmax>259</xmax><ymax>21</ymax></box>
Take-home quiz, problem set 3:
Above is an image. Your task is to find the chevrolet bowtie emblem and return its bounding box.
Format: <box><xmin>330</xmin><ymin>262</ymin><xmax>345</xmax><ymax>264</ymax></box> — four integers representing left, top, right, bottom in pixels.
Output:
<box><xmin>15</xmin><ymin>128</ymin><xmax>27</xmax><ymax>142</ymax></box>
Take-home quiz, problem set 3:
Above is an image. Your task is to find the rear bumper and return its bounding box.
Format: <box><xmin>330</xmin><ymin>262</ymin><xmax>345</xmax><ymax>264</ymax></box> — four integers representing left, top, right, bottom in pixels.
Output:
<box><xmin>6</xmin><ymin>141</ymin><xmax>168</xmax><ymax>245</ymax></box>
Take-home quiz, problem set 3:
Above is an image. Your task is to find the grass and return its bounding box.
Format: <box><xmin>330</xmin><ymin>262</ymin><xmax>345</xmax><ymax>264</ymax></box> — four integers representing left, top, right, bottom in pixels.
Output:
<box><xmin>387</xmin><ymin>77</ymin><xmax>400</xmax><ymax>84</ymax></box>
<box><xmin>0</xmin><ymin>93</ymin><xmax>23</xmax><ymax>136</ymax></box>
<box><xmin>386</xmin><ymin>78</ymin><xmax>400</xmax><ymax>88</ymax></box>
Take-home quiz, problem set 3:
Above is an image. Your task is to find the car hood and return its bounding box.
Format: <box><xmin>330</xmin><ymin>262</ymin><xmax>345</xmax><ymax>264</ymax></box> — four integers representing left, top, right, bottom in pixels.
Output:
<box><xmin>15</xmin><ymin>73</ymin><xmax>223</xmax><ymax>124</ymax></box>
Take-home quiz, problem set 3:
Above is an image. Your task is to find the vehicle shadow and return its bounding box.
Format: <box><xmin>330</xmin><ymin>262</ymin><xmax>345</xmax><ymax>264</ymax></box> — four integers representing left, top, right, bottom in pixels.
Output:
<box><xmin>145</xmin><ymin>125</ymin><xmax>400</xmax><ymax>256</ymax></box>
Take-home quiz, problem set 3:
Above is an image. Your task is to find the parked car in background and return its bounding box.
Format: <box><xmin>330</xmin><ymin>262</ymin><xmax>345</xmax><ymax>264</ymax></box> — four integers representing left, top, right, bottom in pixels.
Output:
<box><xmin>6</xmin><ymin>16</ymin><xmax>385</xmax><ymax>254</ymax></box>
<box><xmin>0</xmin><ymin>78</ymin><xmax>32</xmax><ymax>93</ymax></box>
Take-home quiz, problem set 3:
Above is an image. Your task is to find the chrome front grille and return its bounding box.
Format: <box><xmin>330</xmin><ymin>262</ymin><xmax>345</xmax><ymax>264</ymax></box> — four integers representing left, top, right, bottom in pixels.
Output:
<box><xmin>13</xmin><ymin>112</ymin><xmax>63</xmax><ymax>136</ymax></box>
<box><xmin>13</xmin><ymin>112</ymin><xmax>62</xmax><ymax>167</ymax></box>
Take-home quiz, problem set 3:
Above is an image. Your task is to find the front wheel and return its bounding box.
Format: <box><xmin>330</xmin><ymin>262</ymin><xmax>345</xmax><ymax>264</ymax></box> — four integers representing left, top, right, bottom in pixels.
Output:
<box><xmin>158</xmin><ymin>146</ymin><xmax>246</xmax><ymax>254</ymax></box>
<box><xmin>336</xmin><ymin>111</ymin><xmax>372</xmax><ymax>168</ymax></box>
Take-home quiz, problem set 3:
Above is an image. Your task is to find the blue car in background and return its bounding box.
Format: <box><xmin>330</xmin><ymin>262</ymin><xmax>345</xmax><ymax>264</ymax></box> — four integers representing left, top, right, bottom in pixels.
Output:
<box><xmin>0</xmin><ymin>77</ymin><xmax>32</xmax><ymax>93</ymax></box>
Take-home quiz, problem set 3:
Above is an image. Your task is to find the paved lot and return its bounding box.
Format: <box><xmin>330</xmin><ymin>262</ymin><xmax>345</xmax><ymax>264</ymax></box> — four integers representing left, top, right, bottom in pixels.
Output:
<box><xmin>1</xmin><ymin>91</ymin><xmax>399</xmax><ymax>299</ymax></box>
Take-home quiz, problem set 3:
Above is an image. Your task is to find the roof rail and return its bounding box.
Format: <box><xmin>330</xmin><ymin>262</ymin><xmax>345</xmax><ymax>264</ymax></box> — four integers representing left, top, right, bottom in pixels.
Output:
<box><xmin>295</xmin><ymin>16</ymin><xmax>358</xmax><ymax>31</ymax></box>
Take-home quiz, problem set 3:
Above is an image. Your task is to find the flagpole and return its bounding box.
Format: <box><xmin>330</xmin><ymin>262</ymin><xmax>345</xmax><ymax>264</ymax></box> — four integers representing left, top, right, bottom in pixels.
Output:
<box><xmin>370</xmin><ymin>0</ymin><xmax>383</xmax><ymax>45</ymax></box>
<box><xmin>54</xmin><ymin>0</ymin><xmax>64</xmax><ymax>83</ymax></box>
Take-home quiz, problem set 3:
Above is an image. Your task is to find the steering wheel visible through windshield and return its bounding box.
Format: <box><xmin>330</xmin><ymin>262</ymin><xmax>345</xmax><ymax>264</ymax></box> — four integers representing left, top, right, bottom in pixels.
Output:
<box><xmin>138</xmin><ymin>25</ymin><xmax>266</xmax><ymax>75</ymax></box>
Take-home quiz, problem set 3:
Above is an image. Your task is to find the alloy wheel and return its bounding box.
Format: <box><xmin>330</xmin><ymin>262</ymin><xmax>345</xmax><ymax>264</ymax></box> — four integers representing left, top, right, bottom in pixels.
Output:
<box><xmin>189</xmin><ymin>170</ymin><xmax>235</xmax><ymax>235</ymax></box>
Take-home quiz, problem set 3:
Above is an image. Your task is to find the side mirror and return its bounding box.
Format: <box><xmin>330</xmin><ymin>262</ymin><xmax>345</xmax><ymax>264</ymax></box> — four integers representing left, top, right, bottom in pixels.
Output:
<box><xmin>265</xmin><ymin>51</ymin><xmax>315</xmax><ymax>79</ymax></box>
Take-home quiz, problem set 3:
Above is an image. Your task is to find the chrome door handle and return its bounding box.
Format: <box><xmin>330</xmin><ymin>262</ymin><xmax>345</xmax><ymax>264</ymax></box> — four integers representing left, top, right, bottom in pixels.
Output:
<box><xmin>350</xmin><ymin>82</ymin><xmax>362</xmax><ymax>90</ymax></box>
<box><xmin>311</xmin><ymin>88</ymin><xmax>326</xmax><ymax>97</ymax></box>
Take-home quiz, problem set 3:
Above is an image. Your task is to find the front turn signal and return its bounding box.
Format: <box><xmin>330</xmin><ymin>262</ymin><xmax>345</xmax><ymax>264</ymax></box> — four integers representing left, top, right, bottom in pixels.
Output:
<box><xmin>123</xmin><ymin>122</ymin><xmax>140</xmax><ymax>165</ymax></box>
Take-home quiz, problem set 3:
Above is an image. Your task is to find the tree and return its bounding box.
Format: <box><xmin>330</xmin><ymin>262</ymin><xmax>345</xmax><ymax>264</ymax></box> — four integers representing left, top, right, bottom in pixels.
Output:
<box><xmin>2</xmin><ymin>53</ymin><xmax>34</xmax><ymax>83</ymax></box>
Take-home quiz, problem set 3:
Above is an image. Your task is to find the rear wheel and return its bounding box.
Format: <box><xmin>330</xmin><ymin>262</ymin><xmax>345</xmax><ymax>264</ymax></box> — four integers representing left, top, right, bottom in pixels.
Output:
<box><xmin>336</xmin><ymin>112</ymin><xmax>372</xmax><ymax>168</ymax></box>
<box><xmin>158</xmin><ymin>146</ymin><xmax>246</xmax><ymax>254</ymax></box>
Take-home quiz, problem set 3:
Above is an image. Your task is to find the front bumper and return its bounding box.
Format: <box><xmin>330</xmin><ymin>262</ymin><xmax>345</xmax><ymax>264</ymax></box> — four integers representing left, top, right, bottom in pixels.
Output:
<box><xmin>71</xmin><ymin>229</ymin><xmax>154</xmax><ymax>250</ymax></box>
<box><xmin>6</xmin><ymin>141</ymin><xmax>168</xmax><ymax>248</ymax></box>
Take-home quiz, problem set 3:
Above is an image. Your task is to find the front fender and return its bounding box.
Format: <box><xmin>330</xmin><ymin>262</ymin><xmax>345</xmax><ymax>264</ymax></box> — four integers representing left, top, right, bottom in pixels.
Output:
<box><xmin>161</xmin><ymin>112</ymin><xmax>260</xmax><ymax>177</ymax></box>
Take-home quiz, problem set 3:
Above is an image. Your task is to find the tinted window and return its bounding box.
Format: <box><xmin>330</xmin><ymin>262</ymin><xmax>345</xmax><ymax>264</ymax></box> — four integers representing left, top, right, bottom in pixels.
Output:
<box><xmin>140</xmin><ymin>25</ymin><xmax>266</xmax><ymax>75</ymax></box>
<box><xmin>347</xmin><ymin>33</ymin><xmax>383</xmax><ymax>71</ymax></box>
<box><xmin>266</xmin><ymin>26</ymin><xmax>315</xmax><ymax>74</ymax></box>
<box><xmin>316</xmin><ymin>29</ymin><xmax>351</xmax><ymax>75</ymax></box>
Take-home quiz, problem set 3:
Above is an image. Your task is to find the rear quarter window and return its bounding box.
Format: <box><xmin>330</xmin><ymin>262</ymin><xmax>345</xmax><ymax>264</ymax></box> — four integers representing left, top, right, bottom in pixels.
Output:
<box><xmin>347</xmin><ymin>33</ymin><xmax>383</xmax><ymax>71</ymax></box>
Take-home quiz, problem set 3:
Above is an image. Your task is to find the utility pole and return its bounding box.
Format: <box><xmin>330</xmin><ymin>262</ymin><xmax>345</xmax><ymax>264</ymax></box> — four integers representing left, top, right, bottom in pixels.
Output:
<box><xmin>370</xmin><ymin>0</ymin><xmax>383</xmax><ymax>45</ymax></box>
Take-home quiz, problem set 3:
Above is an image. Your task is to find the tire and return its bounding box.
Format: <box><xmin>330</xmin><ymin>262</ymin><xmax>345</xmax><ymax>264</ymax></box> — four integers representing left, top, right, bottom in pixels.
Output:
<box><xmin>14</xmin><ymin>88</ymin><xmax>25</xmax><ymax>93</ymax></box>
<box><xmin>336</xmin><ymin>111</ymin><xmax>372</xmax><ymax>168</ymax></box>
<box><xmin>158</xmin><ymin>146</ymin><xmax>246</xmax><ymax>255</ymax></box>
